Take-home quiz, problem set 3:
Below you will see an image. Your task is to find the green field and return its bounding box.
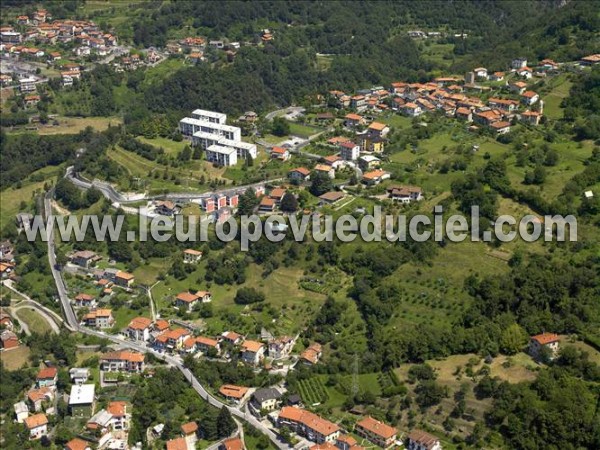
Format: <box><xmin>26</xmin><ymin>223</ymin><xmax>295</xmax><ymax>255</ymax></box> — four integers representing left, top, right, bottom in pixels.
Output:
<box><xmin>298</xmin><ymin>377</ymin><xmax>329</xmax><ymax>405</ymax></box>
<box><xmin>287</xmin><ymin>121</ymin><xmax>324</xmax><ymax>138</ymax></box>
<box><xmin>13</xmin><ymin>307</ymin><xmax>53</xmax><ymax>335</ymax></box>
<box><xmin>541</xmin><ymin>75</ymin><xmax>572</xmax><ymax>120</ymax></box>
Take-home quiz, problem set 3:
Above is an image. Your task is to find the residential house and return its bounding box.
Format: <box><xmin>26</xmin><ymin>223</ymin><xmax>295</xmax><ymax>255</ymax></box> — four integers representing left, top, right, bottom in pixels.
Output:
<box><xmin>387</xmin><ymin>185</ymin><xmax>423</xmax><ymax>203</ymax></box>
<box><xmin>221</xmin><ymin>331</ymin><xmax>243</xmax><ymax>345</ymax></box>
<box><xmin>314</xmin><ymin>164</ymin><xmax>335</xmax><ymax>179</ymax></box>
<box><xmin>175</xmin><ymin>290</ymin><xmax>212</xmax><ymax>311</ymax></box>
<box><xmin>24</xmin><ymin>413</ymin><xmax>48</xmax><ymax>440</ymax></box>
<box><xmin>115</xmin><ymin>270</ymin><xmax>134</xmax><ymax>288</ymax></box>
<box><xmin>488</xmin><ymin>98</ymin><xmax>519</xmax><ymax>113</ymax></box>
<box><xmin>268</xmin><ymin>336</ymin><xmax>295</xmax><ymax>359</ymax></box>
<box><xmin>64</xmin><ymin>438</ymin><xmax>92</xmax><ymax>450</ymax></box>
<box><xmin>367</xmin><ymin>121</ymin><xmax>390</xmax><ymax>137</ymax></box>
<box><xmin>490</xmin><ymin>121</ymin><xmax>512</xmax><ymax>134</ymax></box>
<box><xmin>0</xmin><ymin>262</ymin><xmax>15</xmax><ymax>279</ymax></box>
<box><xmin>0</xmin><ymin>309</ymin><xmax>13</xmax><ymax>329</ymax></box>
<box><xmin>359</xmin><ymin>134</ymin><xmax>386</xmax><ymax>153</ymax></box>
<box><xmin>319</xmin><ymin>192</ymin><xmax>345</xmax><ymax>206</ymax></box>
<box><xmin>259</xmin><ymin>197</ymin><xmax>276</xmax><ymax>213</ymax></box>
<box><xmin>355</xmin><ymin>417</ymin><xmax>397</xmax><ymax>448</ymax></box>
<box><xmin>1</xmin><ymin>330</ymin><xmax>19</xmax><ymax>349</ymax></box>
<box><xmin>82</xmin><ymin>309</ymin><xmax>114</xmax><ymax>328</ymax></box>
<box><xmin>270</xmin><ymin>146</ymin><xmax>290</xmax><ymax>161</ymax></box>
<box><xmin>241</xmin><ymin>340</ymin><xmax>265</xmax><ymax>365</ymax></box>
<box><xmin>344</xmin><ymin>113</ymin><xmax>365</xmax><ymax>128</ymax></box>
<box><xmin>269</xmin><ymin>188</ymin><xmax>287</xmax><ymax>205</ymax></box>
<box><xmin>509</xmin><ymin>81</ymin><xmax>528</xmax><ymax>95</ymax></box>
<box><xmin>100</xmin><ymin>350</ymin><xmax>145</xmax><ymax>372</ymax></box>
<box><xmin>107</xmin><ymin>401</ymin><xmax>130</xmax><ymax>430</ymax></box>
<box><xmin>74</xmin><ymin>293</ymin><xmax>95</xmax><ymax>308</ymax></box>
<box><xmin>14</xmin><ymin>401</ymin><xmax>29</xmax><ymax>423</ymax></box>
<box><xmin>154</xmin><ymin>200</ymin><xmax>179</xmax><ymax>216</ymax></box>
<box><xmin>183</xmin><ymin>249</ymin><xmax>203</xmax><ymax>264</ymax></box>
<box><xmin>167</xmin><ymin>437</ymin><xmax>188</xmax><ymax>450</ymax></box>
<box><xmin>69</xmin><ymin>368</ymin><xmax>90</xmax><ymax>384</ymax></box>
<box><xmin>86</xmin><ymin>409</ymin><xmax>113</xmax><ymax>434</ymax></box>
<box><xmin>539</xmin><ymin>59</ymin><xmax>559</xmax><ymax>70</ymax></box>
<box><xmin>339</xmin><ymin>141</ymin><xmax>360</xmax><ymax>161</ymax></box>
<box><xmin>350</xmin><ymin>95</ymin><xmax>367</xmax><ymax>110</ymax></box>
<box><xmin>251</xmin><ymin>388</ymin><xmax>282</xmax><ymax>412</ymax></box>
<box><xmin>336</xmin><ymin>435</ymin><xmax>359</xmax><ymax>450</ymax></box>
<box><xmin>184</xmin><ymin>336</ymin><xmax>220</xmax><ymax>355</ymax></box>
<box><xmin>277</xmin><ymin>406</ymin><xmax>340</xmax><ymax>444</ymax></box>
<box><xmin>300</xmin><ymin>343</ymin><xmax>322</xmax><ymax>365</ymax></box>
<box><xmin>127</xmin><ymin>317</ymin><xmax>153</xmax><ymax>341</ymax></box>
<box><xmin>182</xmin><ymin>421</ymin><xmax>199</xmax><ymax>448</ymax></box>
<box><xmin>529</xmin><ymin>332</ymin><xmax>560</xmax><ymax>360</ymax></box>
<box><xmin>358</xmin><ymin>155</ymin><xmax>380</xmax><ymax>171</ymax></box>
<box><xmin>580</xmin><ymin>54</ymin><xmax>600</xmax><ymax>66</ymax></box>
<box><xmin>512</xmin><ymin>58</ymin><xmax>528</xmax><ymax>69</ymax></box>
<box><xmin>489</xmin><ymin>72</ymin><xmax>504</xmax><ymax>81</ymax></box>
<box><xmin>28</xmin><ymin>387</ymin><xmax>54</xmax><ymax>412</ymax></box>
<box><xmin>36</xmin><ymin>367</ymin><xmax>58</xmax><ymax>388</ymax></box>
<box><xmin>403</xmin><ymin>102</ymin><xmax>422</xmax><ymax>117</ymax></box>
<box><xmin>323</xmin><ymin>155</ymin><xmax>344</xmax><ymax>169</ymax></box>
<box><xmin>219</xmin><ymin>384</ymin><xmax>249</xmax><ymax>403</ymax></box>
<box><xmin>71</xmin><ymin>250</ymin><xmax>98</xmax><ymax>268</ymax></box>
<box><xmin>69</xmin><ymin>384</ymin><xmax>95</xmax><ymax>418</ymax></box>
<box><xmin>517</xmin><ymin>67</ymin><xmax>533</xmax><ymax>79</ymax></box>
<box><xmin>154</xmin><ymin>328</ymin><xmax>191</xmax><ymax>352</ymax></box>
<box><xmin>455</xmin><ymin>107</ymin><xmax>473</xmax><ymax>122</ymax></box>
<box><xmin>24</xmin><ymin>94</ymin><xmax>41</xmax><ymax>108</ymax></box>
<box><xmin>222</xmin><ymin>437</ymin><xmax>245</xmax><ymax>450</ymax></box>
<box><xmin>289</xmin><ymin>167</ymin><xmax>311</xmax><ymax>182</ymax></box>
<box><xmin>362</xmin><ymin>170</ymin><xmax>390</xmax><ymax>186</ymax></box>
<box><xmin>407</xmin><ymin>430</ymin><xmax>442</xmax><ymax>450</ymax></box>
<box><xmin>521</xmin><ymin>90</ymin><xmax>539</xmax><ymax>105</ymax></box>
<box><xmin>521</xmin><ymin>110</ymin><xmax>542</xmax><ymax>126</ymax></box>
<box><xmin>473</xmin><ymin>109</ymin><xmax>502</xmax><ymax>126</ymax></box>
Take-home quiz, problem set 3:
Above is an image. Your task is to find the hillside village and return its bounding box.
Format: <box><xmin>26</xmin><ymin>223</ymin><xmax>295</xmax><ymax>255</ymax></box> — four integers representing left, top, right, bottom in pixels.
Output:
<box><xmin>2</xmin><ymin>2</ymin><xmax>600</xmax><ymax>450</ymax></box>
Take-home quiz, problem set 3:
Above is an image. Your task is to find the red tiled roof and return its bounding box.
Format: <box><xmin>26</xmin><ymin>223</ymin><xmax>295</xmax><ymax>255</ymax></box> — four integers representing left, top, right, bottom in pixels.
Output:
<box><xmin>24</xmin><ymin>413</ymin><xmax>48</xmax><ymax>429</ymax></box>
<box><xmin>37</xmin><ymin>367</ymin><xmax>57</xmax><ymax>380</ymax></box>
<box><xmin>531</xmin><ymin>333</ymin><xmax>560</xmax><ymax>345</ymax></box>
<box><xmin>128</xmin><ymin>317</ymin><xmax>152</xmax><ymax>330</ymax></box>
<box><xmin>181</xmin><ymin>421</ymin><xmax>198</xmax><ymax>435</ymax></box>
<box><xmin>166</xmin><ymin>437</ymin><xmax>188</xmax><ymax>450</ymax></box>
<box><xmin>219</xmin><ymin>384</ymin><xmax>249</xmax><ymax>399</ymax></box>
<box><xmin>356</xmin><ymin>416</ymin><xmax>397</xmax><ymax>439</ymax></box>
<box><xmin>223</xmin><ymin>438</ymin><xmax>244</xmax><ymax>450</ymax></box>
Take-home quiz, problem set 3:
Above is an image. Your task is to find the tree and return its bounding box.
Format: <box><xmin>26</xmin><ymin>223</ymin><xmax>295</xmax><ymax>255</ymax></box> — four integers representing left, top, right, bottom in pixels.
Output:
<box><xmin>179</xmin><ymin>145</ymin><xmax>192</xmax><ymax>161</ymax></box>
<box><xmin>217</xmin><ymin>406</ymin><xmax>236</xmax><ymax>438</ymax></box>
<box><xmin>238</xmin><ymin>188</ymin><xmax>259</xmax><ymax>216</ymax></box>
<box><xmin>280</xmin><ymin>192</ymin><xmax>298</xmax><ymax>212</ymax></box>
<box><xmin>271</xmin><ymin>117</ymin><xmax>290</xmax><ymax>137</ymax></box>
<box><xmin>234</xmin><ymin>287</ymin><xmax>265</xmax><ymax>305</ymax></box>
<box><xmin>500</xmin><ymin>323</ymin><xmax>527</xmax><ymax>355</ymax></box>
<box><xmin>309</xmin><ymin>171</ymin><xmax>333</xmax><ymax>197</ymax></box>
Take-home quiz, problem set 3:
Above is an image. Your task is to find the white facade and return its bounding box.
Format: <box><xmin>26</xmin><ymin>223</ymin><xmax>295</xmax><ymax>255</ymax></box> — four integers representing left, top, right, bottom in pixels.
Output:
<box><xmin>179</xmin><ymin>117</ymin><xmax>241</xmax><ymax>141</ymax></box>
<box><xmin>205</xmin><ymin>145</ymin><xmax>238</xmax><ymax>166</ymax></box>
<box><xmin>190</xmin><ymin>109</ymin><xmax>227</xmax><ymax>124</ymax></box>
<box><xmin>340</xmin><ymin>144</ymin><xmax>360</xmax><ymax>161</ymax></box>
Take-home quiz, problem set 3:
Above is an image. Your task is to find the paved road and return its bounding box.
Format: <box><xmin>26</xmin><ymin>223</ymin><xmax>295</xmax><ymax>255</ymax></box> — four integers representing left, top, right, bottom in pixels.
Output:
<box><xmin>65</xmin><ymin>166</ymin><xmax>280</xmax><ymax>205</ymax></box>
<box><xmin>43</xmin><ymin>191</ymin><xmax>290</xmax><ymax>450</ymax></box>
<box><xmin>265</xmin><ymin>106</ymin><xmax>305</xmax><ymax>121</ymax></box>
<box><xmin>2</xmin><ymin>280</ymin><xmax>64</xmax><ymax>334</ymax></box>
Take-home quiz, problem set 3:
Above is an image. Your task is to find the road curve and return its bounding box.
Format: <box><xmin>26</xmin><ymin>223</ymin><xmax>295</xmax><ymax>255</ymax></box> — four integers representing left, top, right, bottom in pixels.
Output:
<box><xmin>43</xmin><ymin>191</ymin><xmax>290</xmax><ymax>449</ymax></box>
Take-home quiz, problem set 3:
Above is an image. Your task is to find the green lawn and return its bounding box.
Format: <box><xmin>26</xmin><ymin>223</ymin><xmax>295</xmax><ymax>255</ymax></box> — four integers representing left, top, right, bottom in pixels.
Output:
<box><xmin>13</xmin><ymin>307</ymin><xmax>53</xmax><ymax>335</ymax></box>
<box><xmin>287</xmin><ymin>122</ymin><xmax>323</xmax><ymax>138</ymax></box>
<box><xmin>137</xmin><ymin>136</ymin><xmax>188</xmax><ymax>156</ymax></box>
<box><xmin>541</xmin><ymin>74</ymin><xmax>572</xmax><ymax>120</ymax></box>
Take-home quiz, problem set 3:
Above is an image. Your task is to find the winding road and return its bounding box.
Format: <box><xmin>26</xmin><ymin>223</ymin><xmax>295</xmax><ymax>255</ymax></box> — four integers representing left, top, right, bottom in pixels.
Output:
<box><xmin>43</xmin><ymin>191</ymin><xmax>290</xmax><ymax>450</ymax></box>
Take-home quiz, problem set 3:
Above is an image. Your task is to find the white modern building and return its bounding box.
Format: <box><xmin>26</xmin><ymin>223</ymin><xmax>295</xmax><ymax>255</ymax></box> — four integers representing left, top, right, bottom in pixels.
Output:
<box><xmin>180</xmin><ymin>108</ymin><xmax>257</xmax><ymax>162</ymax></box>
<box><xmin>205</xmin><ymin>144</ymin><xmax>238</xmax><ymax>166</ymax></box>
<box><xmin>190</xmin><ymin>109</ymin><xmax>227</xmax><ymax>124</ymax></box>
<box><xmin>180</xmin><ymin>117</ymin><xmax>241</xmax><ymax>141</ymax></box>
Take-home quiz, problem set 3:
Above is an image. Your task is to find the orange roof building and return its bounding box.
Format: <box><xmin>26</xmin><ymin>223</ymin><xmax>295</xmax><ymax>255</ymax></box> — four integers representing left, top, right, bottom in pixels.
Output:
<box><xmin>278</xmin><ymin>406</ymin><xmax>340</xmax><ymax>442</ymax></box>
<box><xmin>219</xmin><ymin>384</ymin><xmax>249</xmax><ymax>400</ymax></box>
<box><xmin>355</xmin><ymin>416</ymin><xmax>397</xmax><ymax>448</ymax></box>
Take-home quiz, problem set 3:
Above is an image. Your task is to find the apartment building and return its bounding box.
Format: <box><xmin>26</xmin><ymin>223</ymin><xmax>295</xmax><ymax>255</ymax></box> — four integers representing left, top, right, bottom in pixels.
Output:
<box><xmin>205</xmin><ymin>144</ymin><xmax>238</xmax><ymax>166</ymax></box>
